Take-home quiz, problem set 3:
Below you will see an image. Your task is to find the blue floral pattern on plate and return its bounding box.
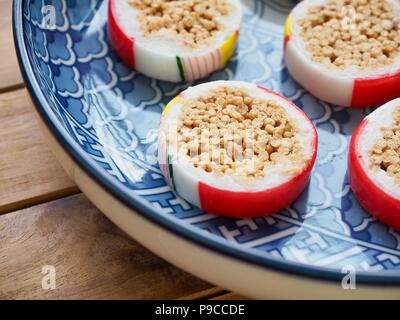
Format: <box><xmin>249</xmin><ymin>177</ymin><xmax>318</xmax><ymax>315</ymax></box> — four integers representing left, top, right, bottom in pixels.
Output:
<box><xmin>21</xmin><ymin>0</ymin><xmax>400</xmax><ymax>275</ymax></box>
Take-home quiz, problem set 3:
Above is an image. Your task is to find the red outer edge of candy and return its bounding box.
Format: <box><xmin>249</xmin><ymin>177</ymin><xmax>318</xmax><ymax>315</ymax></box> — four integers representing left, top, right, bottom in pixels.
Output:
<box><xmin>348</xmin><ymin>119</ymin><xmax>400</xmax><ymax>229</ymax></box>
<box><xmin>198</xmin><ymin>86</ymin><xmax>318</xmax><ymax>218</ymax></box>
<box><xmin>351</xmin><ymin>71</ymin><xmax>400</xmax><ymax>108</ymax></box>
<box><xmin>283</xmin><ymin>35</ymin><xmax>291</xmax><ymax>52</ymax></box>
<box><xmin>108</xmin><ymin>0</ymin><xmax>135</xmax><ymax>68</ymax></box>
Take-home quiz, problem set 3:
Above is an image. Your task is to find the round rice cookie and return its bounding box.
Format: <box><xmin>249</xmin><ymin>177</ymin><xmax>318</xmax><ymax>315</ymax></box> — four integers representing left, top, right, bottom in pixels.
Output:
<box><xmin>158</xmin><ymin>80</ymin><xmax>318</xmax><ymax>218</ymax></box>
<box><xmin>108</xmin><ymin>0</ymin><xmax>242</xmax><ymax>82</ymax></box>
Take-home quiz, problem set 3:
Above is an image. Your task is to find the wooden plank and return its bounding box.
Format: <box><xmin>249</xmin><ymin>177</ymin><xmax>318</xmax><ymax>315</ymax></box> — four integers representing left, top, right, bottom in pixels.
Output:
<box><xmin>0</xmin><ymin>194</ymin><xmax>212</xmax><ymax>299</ymax></box>
<box><xmin>0</xmin><ymin>0</ymin><xmax>23</xmax><ymax>92</ymax></box>
<box><xmin>0</xmin><ymin>89</ymin><xmax>79</xmax><ymax>214</ymax></box>
<box><xmin>177</xmin><ymin>287</ymin><xmax>228</xmax><ymax>300</ymax></box>
<box><xmin>211</xmin><ymin>293</ymin><xmax>248</xmax><ymax>300</ymax></box>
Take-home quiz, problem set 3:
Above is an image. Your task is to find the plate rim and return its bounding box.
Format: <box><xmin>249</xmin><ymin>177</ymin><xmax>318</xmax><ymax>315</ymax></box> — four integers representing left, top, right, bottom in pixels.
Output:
<box><xmin>13</xmin><ymin>0</ymin><xmax>400</xmax><ymax>286</ymax></box>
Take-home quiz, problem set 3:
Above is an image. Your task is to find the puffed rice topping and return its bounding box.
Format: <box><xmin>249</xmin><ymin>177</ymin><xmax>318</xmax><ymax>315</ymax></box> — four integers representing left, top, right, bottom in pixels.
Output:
<box><xmin>129</xmin><ymin>0</ymin><xmax>231</xmax><ymax>48</ymax></box>
<box><xmin>173</xmin><ymin>86</ymin><xmax>308</xmax><ymax>183</ymax></box>
<box><xmin>370</xmin><ymin>106</ymin><xmax>400</xmax><ymax>184</ymax></box>
<box><xmin>298</xmin><ymin>0</ymin><xmax>400</xmax><ymax>70</ymax></box>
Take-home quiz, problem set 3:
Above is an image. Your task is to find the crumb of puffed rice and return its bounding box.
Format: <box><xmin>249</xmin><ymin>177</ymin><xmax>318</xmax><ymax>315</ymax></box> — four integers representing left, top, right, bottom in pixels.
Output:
<box><xmin>370</xmin><ymin>106</ymin><xmax>400</xmax><ymax>184</ymax></box>
<box><xmin>128</xmin><ymin>0</ymin><xmax>230</xmax><ymax>48</ymax></box>
<box><xmin>298</xmin><ymin>0</ymin><xmax>400</xmax><ymax>70</ymax></box>
<box><xmin>173</xmin><ymin>86</ymin><xmax>308</xmax><ymax>180</ymax></box>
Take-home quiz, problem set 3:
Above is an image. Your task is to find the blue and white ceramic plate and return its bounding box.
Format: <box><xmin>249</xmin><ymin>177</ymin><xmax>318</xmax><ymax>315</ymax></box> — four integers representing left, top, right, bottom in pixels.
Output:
<box><xmin>14</xmin><ymin>0</ymin><xmax>400</xmax><ymax>298</ymax></box>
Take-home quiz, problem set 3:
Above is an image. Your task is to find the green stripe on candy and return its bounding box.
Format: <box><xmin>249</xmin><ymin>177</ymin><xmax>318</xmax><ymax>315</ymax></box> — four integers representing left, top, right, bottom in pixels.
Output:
<box><xmin>167</xmin><ymin>154</ymin><xmax>177</xmax><ymax>190</ymax></box>
<box><xmin>176</xmin><ymin>56</ymin><xmax>185</xmax><ymax>82</ymax></box>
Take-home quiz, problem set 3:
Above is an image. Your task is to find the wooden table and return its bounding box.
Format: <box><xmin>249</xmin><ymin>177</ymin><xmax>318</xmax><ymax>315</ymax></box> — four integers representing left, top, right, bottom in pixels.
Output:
<box><xmin>0</xmin><ymin>0</ymin><xmax>244</xmax><ymax>300</ymax></box>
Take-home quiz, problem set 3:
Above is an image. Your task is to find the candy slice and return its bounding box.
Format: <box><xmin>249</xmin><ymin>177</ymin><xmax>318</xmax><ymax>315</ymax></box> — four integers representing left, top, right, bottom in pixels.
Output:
<box><xmin>108</xmin><ymin>0</ymin><xmax>241</xmax><ymax>82</ymax></box>
<box><xmin>158</xmin><ymin>81</ymin><xmax>318</xmax><ymax>218</ymax></box>
<box><xmin>348</xmin><ymin>98</ymin><xmax>400</xmax><ymax>229</ymax></box>
<box><xmin>284</xmin><ymin>0</ymin><xmax>400</xmax><ymax>108</ymax></box>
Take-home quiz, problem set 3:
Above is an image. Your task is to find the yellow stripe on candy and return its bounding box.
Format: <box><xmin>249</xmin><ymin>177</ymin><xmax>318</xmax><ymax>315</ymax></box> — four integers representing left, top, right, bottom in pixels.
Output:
<box><xmin>284</xmin><ymin>14</ymin><xmax>293</xmax><ymax>38</ymax></box>
<box><xmin>219</xmin><ymin>30</ymin><xmax>239</xmax><ymax>66</ymax></box>
<box><xmin>162</xmin><ymin>96</ymin><xmax>183</xmax><ymax>117</ymax></box>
